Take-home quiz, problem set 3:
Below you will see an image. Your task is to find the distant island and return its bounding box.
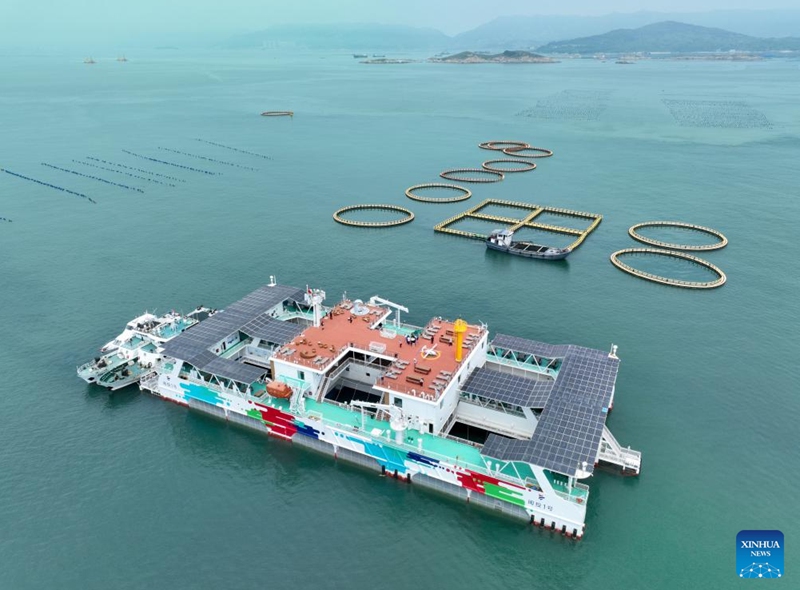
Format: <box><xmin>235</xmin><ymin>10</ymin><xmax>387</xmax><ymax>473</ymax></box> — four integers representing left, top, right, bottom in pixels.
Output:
<box><xmin>536</xmin><ymin>21</ymin><xmax>800</xmax><ymax>55</ymax></box>
<box><xmin>429</xmin><ymin>50</ymin><xmax>558</xmax><ymax>64</ymax></box>
<box><xmin>360</xmin><ymin>58</ymin><xmax>416</xmax><ymax>64</ymax></box>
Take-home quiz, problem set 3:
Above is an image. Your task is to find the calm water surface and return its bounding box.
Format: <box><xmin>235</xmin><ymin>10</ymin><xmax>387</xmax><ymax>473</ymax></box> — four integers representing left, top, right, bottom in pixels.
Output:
<box><xmin>1</xmin><ymin>52</ymin><xmax>798</xmax><ymax>588</ymax></box>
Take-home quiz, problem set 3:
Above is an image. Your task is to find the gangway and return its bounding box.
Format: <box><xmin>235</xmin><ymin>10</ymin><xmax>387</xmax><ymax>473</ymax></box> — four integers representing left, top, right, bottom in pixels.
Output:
<box><xmin>598</xmin><ymin>425</ymin><xmax>641</xmax><ymax>474</ymax></box>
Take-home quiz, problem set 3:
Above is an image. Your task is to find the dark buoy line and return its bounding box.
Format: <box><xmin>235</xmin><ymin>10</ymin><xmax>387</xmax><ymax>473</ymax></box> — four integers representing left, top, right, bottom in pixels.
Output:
<box><xmin>122</xmin><ymin>150</ymin><xmax>219</xmax><ymax>175</ymax></box>
<box><xmin>1</xmin><ymin>216</ymin><xmax>12</xmax><ymax>222</ymax></box>
<box><xmin>157</xmin><ymin>147</ymin><xmax>259</xmax><ymax>171</ymax></box>
<box><xmin>87</xmin><ymin>157</ymin><xmax>186</xmax><ymax>182</ymax></box>
<box><xmin>194</xmin><ymin>139</ymin><xmax>273</xmax><ymax>160</ymax></box>
<box><xmin>74</xmin><ymin>160</ymin><xmax>176</xmax><ymax>187</ymax></box>
<box><xmin>1</xmin><ymin>168</ymin><xmax>96</xmax><ymax>203</ymax></box>
<box><xmin>41</xmin><ymin>163</ymin><xmax>145</xmax><ymax>193</ymax></box>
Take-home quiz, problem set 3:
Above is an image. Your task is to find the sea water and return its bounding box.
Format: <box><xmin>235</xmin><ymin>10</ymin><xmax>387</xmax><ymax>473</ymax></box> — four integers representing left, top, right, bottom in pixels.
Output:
<box><xmin>0</xmin><ymin>51</ymin><xmax>798</xmax><ymax>588</ymax></box>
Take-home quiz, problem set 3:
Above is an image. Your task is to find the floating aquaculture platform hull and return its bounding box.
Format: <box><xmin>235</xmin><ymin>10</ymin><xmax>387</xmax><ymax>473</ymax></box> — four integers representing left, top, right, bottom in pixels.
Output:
<box><xmin>142</xmin><ymin>377</ymin><xmax>579</xmax><ymax>533</ymax></box>
<box><xmin>85</xmin><ymin>281</ymin><xmax>645</xmax><ymax>539</ymax></box>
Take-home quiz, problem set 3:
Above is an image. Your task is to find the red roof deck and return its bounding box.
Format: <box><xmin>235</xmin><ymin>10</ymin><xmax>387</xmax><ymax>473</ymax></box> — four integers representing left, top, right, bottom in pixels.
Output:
<box><xmin>273</xmin><ymin>300</ymin><xmax>485</xmax><ymax>401</ymax></box>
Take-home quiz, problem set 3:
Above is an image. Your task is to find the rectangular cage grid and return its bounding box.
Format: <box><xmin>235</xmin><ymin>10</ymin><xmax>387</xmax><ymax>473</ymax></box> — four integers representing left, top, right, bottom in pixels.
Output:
<box><xmin>434</xmin><ymin>199</ymin><xmax>602</xmax><ymax>250</ymax></box>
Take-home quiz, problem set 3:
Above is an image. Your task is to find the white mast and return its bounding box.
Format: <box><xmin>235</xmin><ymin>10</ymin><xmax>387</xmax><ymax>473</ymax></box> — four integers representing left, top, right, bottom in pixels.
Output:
<box><xmin>305</xmin><ymin>286</ymin><xmax>326</xmax><ymax>328</ymax></box>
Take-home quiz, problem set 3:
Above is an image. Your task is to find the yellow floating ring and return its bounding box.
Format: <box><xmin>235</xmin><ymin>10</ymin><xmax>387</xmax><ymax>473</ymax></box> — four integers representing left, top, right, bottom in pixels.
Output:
<box><xmin>439</xmin><ymin>168</ymin><xmax>504</xmax><ymax>183</ymax></box>
<box><xmin>628</xmin><ymin>221</ymin><xmax>728</xmax><ymax>251</ymax></box>
<box><xmin>482</xmin><ymin>159</ymin><xmax>537</xmax><ymax>173</ymax></box>
<box><xmin>478</xmin><ymin>140</ymin><xmax>530</xmax><ymax>151</ymax></box>
<box><xmin>405</xmin><ymin>183</ymin><xmax>472</xmax><ymax>203</ymax></box>
<box><xmin>610</xmin><ymin>248</ymin><xmax>726</xmax><ymax>289</ymax></box>
<box><xmin>501</xmin><ymin>146</ymin><xmax>553</xmax><ymax>158</ymax></box>
<box><xmin>333</xmin><ymin>204</ymin><xmax>414</xmax><ymax>227</ymax></box>
<box><xmin>261</xmin><ymin>111</ymin><xmax>294</xmax><ymax>117</ymax></box>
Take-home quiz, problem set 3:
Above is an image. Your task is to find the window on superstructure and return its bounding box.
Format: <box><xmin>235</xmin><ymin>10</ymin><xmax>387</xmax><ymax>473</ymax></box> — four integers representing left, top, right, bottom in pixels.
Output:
<box><xmin>393</xmin><ymin>397</ymin><xmax>403</xmax><ymax>408</ymax></box>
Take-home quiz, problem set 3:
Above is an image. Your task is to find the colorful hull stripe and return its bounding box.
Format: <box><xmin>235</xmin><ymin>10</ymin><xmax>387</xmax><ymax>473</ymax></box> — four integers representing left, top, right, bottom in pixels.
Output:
<box><xmin>167</xmin><ymin>382</ymin><xmax>584</xmax><ymax>535</ymax></box>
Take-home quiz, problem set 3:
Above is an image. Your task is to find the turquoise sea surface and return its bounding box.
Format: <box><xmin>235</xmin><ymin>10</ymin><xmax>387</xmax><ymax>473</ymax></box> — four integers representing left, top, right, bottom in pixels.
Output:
<box><xmin>1</xmin><ymin>52</ymin><xmax>798</xmax><ymax>588</ymax></box>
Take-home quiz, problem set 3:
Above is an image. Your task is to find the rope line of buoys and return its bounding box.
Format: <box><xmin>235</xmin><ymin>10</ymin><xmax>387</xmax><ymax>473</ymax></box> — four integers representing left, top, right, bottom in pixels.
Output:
<box><xmin>405</xmin><ymin>183</ymin><xmax>472</xmax><ymax>203</ymax></box>
<box><xmin>628</xmin><ymin>221</ymin><xmax>728</xmax><ymax>251</ymax></box>
<box><xmin>610</xmin><ymin>248</ymin><xmax>726</xmax><ymax>289</ymax></box>
<box><xmin>1</xmin><ymin>168</ymin><xmax>95</xmax><ymax>203</ymax></box>
<box><xmin>479</xmin><ymin>140</ymin><xmax>530</xmax><ymax>151</ymax></box>
<box><xmin>122</xmin><ymin>150</ymin><xmax>219</xmax><ymax>175</ymax></box>
<box><xmin>439</xmin><ymin>168</ymin><xmax>504</xmax><ymax>183</ymax></box>
<box><xmin>1</xmin><ymin>216</ymin><xmax>12</xmax><ymax>222</ymax></box>
<box><xmin>157</xmin><ymin>148</ymin><xmax>259</xmax><ymax>171</ymax></box>
<box><xmin>333</xmin><ymin>204</ymin><xmax>415</xmax><ymax>227</ymax></box>
<box><xmin>482</xmin><ymin>159</ymin><xmax>537</xmax><ymax>173</ymax></box>
<box><xmin>501</xmin><ymin>146</ymin><xmax>554</xmax><ymax>158</ymax></box>
<box><xmin>261</xmin><ymin>111</ymin><xmax>294</xmax><ymax>117</ymax></box>
<box><xmin>74</xmin><ymin>160</ymin><xmax>176</xmax><ymax>187</ymax></box>
<box><xmin>42</xmin><ymin>163</ymin><xmax>144</xmax><ymax>193</ymax></box>
<box><xmin>86</xmin><ymin>157</ymin><xmax>186</xmax><ymax>182</ymax></box>
<box><xmin>194</xmin><ymin>139</ymin><xmax>273</xmax><ymax>161</ymax></box>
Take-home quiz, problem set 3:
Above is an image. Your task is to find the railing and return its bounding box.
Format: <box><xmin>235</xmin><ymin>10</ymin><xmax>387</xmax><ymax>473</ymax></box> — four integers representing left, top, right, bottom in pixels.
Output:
<box><xmin>440</xmin><ymin>407</ymin><xmax>459</xmax><ymax>435</ymax></box>
<box><xmin>454</xmin><ymin>407</ymin><xmax>531</xmax><ymax>439</ymax></box>
<box><xmin>276</xmin><ymin>309</ymin><xmax>316</xmax><ymax>322</ymax></box>
<box><xmin>139</xmin><ymin>372</ymin><xmax>159</xmax><ymax>392</ymax></box>
<box><xmin>443</xmin><ymin>433</ymin><xmax>483</xmax><ymax>449</ymax></box>
<box><xmin>457</xmin><ymin>394</ymin><xmax>526</xmax><ymax>417</ymax></box>
<box><xmin>485</xmin><ymin>352</ymin><xmax>558</xmax><ymax>378</ymax></box>
<box><xmin>598</xmin><ymin>426</ymin><xmax>642</xmax><ymax>473</ymax></box>
<box><xmin>301</xmin><ymin>405</ymin><xmax>493</xmax><ymax>472</ymax></box>
<box><xmin>553</xmin><ymin>484</ymin><xmax>589</xmax><ymax>504</ymax></box>
<box><xmin>171</xmin><ymin>372</ymin><xmax>250</xmax><ymax>400</ymax></box>
<box><xmin>242</xmin><ymin>344</ymin><xmax>275</xmax><ymax>364</ymax></box>
<box><xmin>219</xmin><ymin>339</ymin><xmax>250</xmax><ymax>359</ymax></box>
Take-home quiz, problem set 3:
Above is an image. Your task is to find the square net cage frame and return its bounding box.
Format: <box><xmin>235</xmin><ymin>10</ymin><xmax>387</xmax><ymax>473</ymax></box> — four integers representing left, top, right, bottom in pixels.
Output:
<box><xmin>434</xmin><ymin>199</ymin><xmax>603</xmax><ymax>250</ymax></box>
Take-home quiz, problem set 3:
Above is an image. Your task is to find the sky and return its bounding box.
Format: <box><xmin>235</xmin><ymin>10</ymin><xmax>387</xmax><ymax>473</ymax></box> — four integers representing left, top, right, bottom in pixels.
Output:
<box><xmin>2</xmin><ymin>0</ymin><xmax>800</xmax><ymax>47</ymax></box>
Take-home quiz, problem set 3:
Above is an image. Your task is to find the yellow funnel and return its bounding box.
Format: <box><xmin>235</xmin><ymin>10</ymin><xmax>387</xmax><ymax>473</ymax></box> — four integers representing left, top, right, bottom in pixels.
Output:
<box><xmin>453</xmin><ymin>319</ymin><xmax>468</xmax><ymax>362</ymax></box>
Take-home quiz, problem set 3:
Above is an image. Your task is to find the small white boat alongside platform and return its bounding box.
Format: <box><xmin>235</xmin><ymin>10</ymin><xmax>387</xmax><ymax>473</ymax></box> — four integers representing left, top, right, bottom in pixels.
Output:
<box><xmin>78</xmin><ymin>307</ymin><xmax>214</xmax><ymax>390</ymax></box>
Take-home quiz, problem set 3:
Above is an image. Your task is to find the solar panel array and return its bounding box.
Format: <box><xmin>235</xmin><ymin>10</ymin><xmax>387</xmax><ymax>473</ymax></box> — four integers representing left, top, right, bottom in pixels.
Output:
<box><xmin>161</xmin><ymin>283</ymin><xmax>305</xmax><ymax>383</ymax></box>
<box><xmin>481</xmin><ymin>335</ymin><xmax>619</xmax><ymax>477</ymax></box>
<box><xmin>241</xmin><ymin>314</ymin><xmax>304</xmax><ymax>344</ymax></box>
<box><xmin>491</xmin><ymin>334</ymin><xmax>573</xmax><ymax>360</ymax></box>
<box><xmin>461</xmin><ymin>368</ymin><xmax>553</xmax><ymax>409</ymax></box>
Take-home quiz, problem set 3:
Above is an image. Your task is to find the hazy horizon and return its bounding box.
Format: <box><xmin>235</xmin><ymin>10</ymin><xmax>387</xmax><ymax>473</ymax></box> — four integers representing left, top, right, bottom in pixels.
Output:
<box><xmin>3</xmin><ymin>1</ymin><xmax>800</xmax><ymax>49</ymax></box>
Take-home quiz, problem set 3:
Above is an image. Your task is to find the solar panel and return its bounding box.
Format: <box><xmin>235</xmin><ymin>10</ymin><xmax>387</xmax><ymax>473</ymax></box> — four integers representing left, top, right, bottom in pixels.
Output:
<box><xmin>461</xmin><ymin>368</ymin><xmax>553</xmax><ymax>409</ymax></box>
<box><xmin>480</xmin><ymin>340</ymin><xmax>619</xmax><ymax>477</ymax></box>
<box><xmin>241</xmin><ymin>315</ymin><xmax>304</xmax><ymax>345</ymax></box>
<box><xmin>162</xmin><ymin>283</ymin><xmax>304</xmax><ymax>361</ymax></box>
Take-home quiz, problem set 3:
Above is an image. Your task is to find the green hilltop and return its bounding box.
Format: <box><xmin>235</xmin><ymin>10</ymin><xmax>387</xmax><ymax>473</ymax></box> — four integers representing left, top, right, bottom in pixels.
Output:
<box><xmin>536</xmin><ymin>21</ymin><xmax>800</xmax><ymax>54</ymax></box>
